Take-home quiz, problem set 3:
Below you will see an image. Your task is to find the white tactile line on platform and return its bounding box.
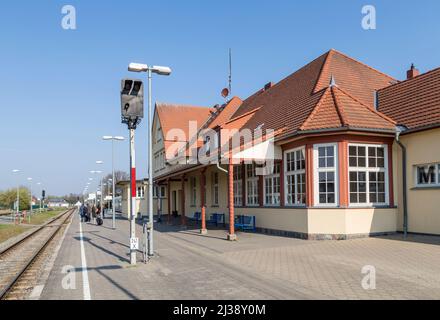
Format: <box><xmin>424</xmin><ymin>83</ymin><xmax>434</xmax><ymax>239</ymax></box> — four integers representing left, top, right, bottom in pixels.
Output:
<box><xmin>79</xmin><ymin>218</ymin><xmax>91</xmax><ymax>300</ymax></box>
<box><xmin>29</xmin><ymin>285</ymin><xmax>44</xmax><ymax>299</ymax></box>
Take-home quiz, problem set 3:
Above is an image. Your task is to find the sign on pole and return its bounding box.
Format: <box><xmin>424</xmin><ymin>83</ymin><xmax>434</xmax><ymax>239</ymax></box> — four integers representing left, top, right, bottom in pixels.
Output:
<box><xmin>130</xmin><ymin>237</ymin><xmax>139</xmax><ymax>250</ymax></box>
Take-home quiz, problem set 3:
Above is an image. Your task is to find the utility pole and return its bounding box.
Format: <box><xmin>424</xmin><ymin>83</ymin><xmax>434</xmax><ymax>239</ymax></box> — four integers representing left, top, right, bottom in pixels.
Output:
<box><xmin>27</xmin><ymin>177</ymin><xmax>33</xmax><ymax>223</ymax></box>
<box><xmin>147</xmin><ymin>69</ymin><xmax>154</xmax><ymax>257</ymax></box>
<box><xmin>103</xmin><ymin>136</ymin><xmax>125</xmax><ymax>229</ymax></box>
<box><xmin>12</xmin><ymin>170</ymin><xmax>20</xmax><ymax>222</ymax></box>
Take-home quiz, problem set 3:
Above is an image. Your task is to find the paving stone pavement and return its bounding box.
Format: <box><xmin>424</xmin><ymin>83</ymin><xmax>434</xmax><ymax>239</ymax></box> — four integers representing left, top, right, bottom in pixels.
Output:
<box><xmin>40</xmin><ymin>213</ymin><xmax>440</xmax><ymax>300</ymax></box>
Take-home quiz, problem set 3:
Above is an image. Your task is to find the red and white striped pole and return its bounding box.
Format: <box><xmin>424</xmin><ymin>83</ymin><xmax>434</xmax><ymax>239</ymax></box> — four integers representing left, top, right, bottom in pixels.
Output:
<box><xmin>129</xmin><ymin>127</ymin><xmax>137</xmax><ymax>265</ymax></box>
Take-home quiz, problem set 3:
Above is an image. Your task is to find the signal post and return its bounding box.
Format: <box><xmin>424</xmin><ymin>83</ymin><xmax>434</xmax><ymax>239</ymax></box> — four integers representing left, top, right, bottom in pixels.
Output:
<box><xmin>121</xmin><ymin>79</ymin><xmax>144</xmax><ymax>265</ymax></box>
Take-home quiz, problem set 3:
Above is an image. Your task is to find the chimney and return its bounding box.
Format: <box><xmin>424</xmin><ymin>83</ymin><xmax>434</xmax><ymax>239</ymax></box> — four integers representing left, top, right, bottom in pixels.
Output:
<box><xmin>407</xmin><ymin>63</ymin><xmax>420</xmax><ymax>80</ymax></box>
<box><xmin>264</xmin><ymin>82</ymin><xmax>273</xmax><ymax>91</ymax></box>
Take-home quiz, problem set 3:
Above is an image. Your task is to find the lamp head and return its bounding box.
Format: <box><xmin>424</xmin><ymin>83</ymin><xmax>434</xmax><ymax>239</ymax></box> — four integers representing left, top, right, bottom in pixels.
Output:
<box><xmin>128</xmin><ymin>63</ymin><xmax>149</xmax><ymax>72</ymax></box>
<box><xmin>151</xmin><ymin>66</ymin><xmax>172</xmax><ymax>76</ymax></box>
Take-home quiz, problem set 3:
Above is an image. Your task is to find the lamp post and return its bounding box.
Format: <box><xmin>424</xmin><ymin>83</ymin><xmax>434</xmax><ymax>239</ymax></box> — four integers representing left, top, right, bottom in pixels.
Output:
<box><xmin>96</xmin><ymin>161</ymin><xmax>104</xmax><ymax>209</ymax></box>
<box><xmin>90</xmin><ymin>169</ymin><xmax>103</xmax><ymax>207</ymax></box>
<box><xmin>12</xmin><ymin>170</ymin><xmax>20</xmax><ymax>221</ymax></box>
<box><xmin>27</xmin><ymin>177</ymin><xmax>32</xmax><ymax>223</ymax></box>
<box><xmin>103</xmin><ymin>136</ymin><xmax>125</xmax><ymax>229</ymax></box>
<box><xmin>128</xmin><ymin>63</ymin><xmax>172</xmax><ymax>257</ymax></box>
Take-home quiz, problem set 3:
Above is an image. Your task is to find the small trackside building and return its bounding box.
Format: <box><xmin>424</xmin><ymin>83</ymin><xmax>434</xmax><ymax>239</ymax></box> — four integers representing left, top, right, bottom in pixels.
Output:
<box><xmin>151</xmin><ymin>49</ymin><xmax>440</xmax><ymax>240</ymax></box>
<box><xmin>116</xmin><ymin>179</ymin><xmax>149</xmax><ymax>219</ymax></box>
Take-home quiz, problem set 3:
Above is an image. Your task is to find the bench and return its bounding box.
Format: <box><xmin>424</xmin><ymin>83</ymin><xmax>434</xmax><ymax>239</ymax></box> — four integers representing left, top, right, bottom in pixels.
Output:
<box><xmin>234</xmin><ymin>215</ymin><xmax>256</xmax><ymax>232</ymax></box>
<box><xmin>207</xmin><ymin>213</ymin><xmax>225</xmax><ymax>227</ymax></box>
<box><xmin>189</xmin><ymin>212</ymin><xmax>201</xmax><ymax>222</ymax></box>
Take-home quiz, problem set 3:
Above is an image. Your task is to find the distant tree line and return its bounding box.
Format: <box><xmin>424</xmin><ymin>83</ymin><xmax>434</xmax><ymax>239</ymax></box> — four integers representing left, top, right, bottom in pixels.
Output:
<box><xmin>0</xmin><ymin>171</ymin><xmax>130</xmax><ymax>208</ymax></box>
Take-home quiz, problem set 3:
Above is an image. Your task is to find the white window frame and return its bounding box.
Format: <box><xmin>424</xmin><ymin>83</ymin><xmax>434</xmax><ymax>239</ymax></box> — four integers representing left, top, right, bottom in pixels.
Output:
<box><xmin>136</xmin><ymin>186</ymin><xmax>145</xmax><ymax>199</ymax></box>
<box><xmin>233</xmin><ymin>165</ymin><xmax>243</xmax><ymax>207</ymax></box>
<box><xmin>153</xmin><ymin>186</ymin><xmax>166</xmax><ymax>199</ymax></box>
<box><xmin>246</xmin><ymin>164</ymin><xmax>259</xmax><ymax>206</ymax></box>
<box><xmin>414</xmin><ymin>162</ymin><xmax>440</xmax><ymax>187</ymax></box>
<box><xmin>264</xmin><ymin>162</ymin><xmax>281</xmax><ymax>206</ymax></box>
<box><xmin>211</xmin><ymin>172</ymin><xmax>219</xmax><ymax>206</ymax></box>
<box><xmin>348</xmin><ymin>143</ymin><xmax>389</xmax><ymax>207</ymax></box>
<box><xmin>313</xmin><ymin>143</ymin><xmax>339</xmax><ymax>207</ymax></box>
<box><xmin>284</xmin><ymin>147</ymin><xmax>306</xmax><ymax>207</ymax></box>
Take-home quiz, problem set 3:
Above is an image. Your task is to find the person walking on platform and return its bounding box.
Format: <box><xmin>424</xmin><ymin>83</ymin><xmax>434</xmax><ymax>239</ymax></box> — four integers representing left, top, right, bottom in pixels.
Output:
<box><xmin>96</xmin><ymin>204</ymin><xmax>103</xmax><ymax>226</ymax></box>
<box><xmin>91</xmin><ymin>204</ymin><xmax>97</xmax><ymax>224</ymax></box>
<box><xmin>79</xmin><ymin>203</ymin><xmax>85</xmax><ymax>222</ymax></box>
<box><xmin>83</xmin><ymin>204</ymin><xmax>89</xmax><ymax>223</ymax></box>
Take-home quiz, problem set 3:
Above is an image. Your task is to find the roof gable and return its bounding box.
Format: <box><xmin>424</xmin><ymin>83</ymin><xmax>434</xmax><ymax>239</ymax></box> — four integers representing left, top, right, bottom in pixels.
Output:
<box><xmin>230</xmin><ymin>49</ymin><xmax>396</xmax><ymax>137</ymax></box>
<box><xmin>300</xmin><ymin>86</ymin><xmax>396</xmax><ymax>132</ymax></box>
<box><xmin>156</xmin><ymin>103</ymin><xmax>213</xmax><ymax>142</ymax></box>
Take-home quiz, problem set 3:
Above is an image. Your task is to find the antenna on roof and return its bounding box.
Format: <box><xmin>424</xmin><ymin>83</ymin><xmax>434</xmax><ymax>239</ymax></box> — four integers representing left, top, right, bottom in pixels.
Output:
<box><xmin>229</xmin><ymin>48</ymin><xmax>232</xmax><ymax>94</ymax></box>
<box><xmin>329</xmin><ymin>74</ymin><xmax>337</xmax><ymax>87</ymax></box>
<box><xmin>221</xmin><ymin>48</ymin><xmax>233</xmax><ymax>100</ymax></box>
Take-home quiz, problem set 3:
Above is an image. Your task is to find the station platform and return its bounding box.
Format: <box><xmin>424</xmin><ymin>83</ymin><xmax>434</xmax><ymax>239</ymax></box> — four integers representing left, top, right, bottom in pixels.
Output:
<box><xmin>38</xmin><ymin>211</ymin><xmax>440</xmax><ymax>300</ymax></box>
<box><xmin>39</xmin><ymin>212</ymin><xmax>318</xmax><ymax>300</ymax></box>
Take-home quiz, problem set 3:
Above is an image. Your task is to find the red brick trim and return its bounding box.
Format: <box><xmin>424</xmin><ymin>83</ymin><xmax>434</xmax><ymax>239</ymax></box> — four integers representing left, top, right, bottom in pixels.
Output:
<box><xmin>338</xmin><ymin>140</ymin><xmax>349</xmax><ymax>207</ymax></box>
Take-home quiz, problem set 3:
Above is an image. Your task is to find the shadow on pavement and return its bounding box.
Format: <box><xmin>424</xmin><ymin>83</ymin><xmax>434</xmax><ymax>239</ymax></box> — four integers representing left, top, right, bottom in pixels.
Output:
<box><xmin>74</xmin><ymin>236</ymin><xmax>130</xmax><ymax>263</ymax></box>
<box><xmin>374</xmin><ymin>233</ymin><xmax>440</xmax><ymax>246</ymax></box>
<box><xmin>73</xmin><ymin>265</ymin><xmax>140</xmax><ymax>300</ymax></box>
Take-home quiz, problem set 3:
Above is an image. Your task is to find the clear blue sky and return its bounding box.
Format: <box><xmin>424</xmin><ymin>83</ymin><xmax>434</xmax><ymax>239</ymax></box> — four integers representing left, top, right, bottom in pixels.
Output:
<box><xmin>0</xmin><ymin>0</ymin><xmax>439</xmax><ymax>196</ymax></box>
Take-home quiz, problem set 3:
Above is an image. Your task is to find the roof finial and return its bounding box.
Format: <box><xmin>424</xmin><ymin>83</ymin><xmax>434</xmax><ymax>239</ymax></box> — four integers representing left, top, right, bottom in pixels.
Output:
<box><xmin>329</xmin><ymin>74</ymin><xmax>337</xmax><ymax>87</ymax></box>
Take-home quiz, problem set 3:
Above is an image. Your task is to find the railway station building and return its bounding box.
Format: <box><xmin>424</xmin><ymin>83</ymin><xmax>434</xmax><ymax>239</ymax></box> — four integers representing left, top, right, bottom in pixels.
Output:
<box><xmin>151</xmin><ymin>49</ymin><xmax>440</xmax><ymax>240</ymax></box>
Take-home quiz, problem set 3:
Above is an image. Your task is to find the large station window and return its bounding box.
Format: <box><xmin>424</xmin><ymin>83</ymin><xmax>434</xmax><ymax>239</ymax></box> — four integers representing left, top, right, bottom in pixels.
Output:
<box><xmin>233</xmin><ymin>166</ymin><xmax>243</xmax><ymax>206</ymax></box>
<box><xmin>348</xmin><ymin>144</ymin><xmax>388</xmax><ymax>205</ymax></box>
<box><xmin>264</xmin><ymin>162</ymin><xmax>281</xmax><ymax>206</ymax></box>
<box><xmin>314</xmin><ymin>144</ymin><xmax>338</xmax><ymax>206</ymax></box>
<box><xmin>246</xmin><ymin>164</ymin><xmax>259</xmax><ymax>206</ymax></box>
<box><xmin>285</xmin><ymin>147</ymin><xmax>306</xmax><ymax>206</ymax></box>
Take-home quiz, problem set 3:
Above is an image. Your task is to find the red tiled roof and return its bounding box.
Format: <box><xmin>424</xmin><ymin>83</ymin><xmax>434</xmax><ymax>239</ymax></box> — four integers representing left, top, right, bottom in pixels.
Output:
<box><xmin>156</xmin><ymin>103</ymin><xmax>214</xmax><ymax>142</ymax></box>
<box><xmin>378</xmin><ymin>67</ymin><xmax>440</xmax><ymax>130</ymax></box>
<box><xmin>231</xmin><ymin>49</ymin><xmax>396</xmax><ymax>138</ymax></box>
<box><xmin>207</xmin><ymin>97</ymin><xmax>243</xmax><ymax>129</ymax></box>
<box><xmin>300</xmin><ymin>86</ymin><xmax>395</xmax><ymax>131</ymax></box>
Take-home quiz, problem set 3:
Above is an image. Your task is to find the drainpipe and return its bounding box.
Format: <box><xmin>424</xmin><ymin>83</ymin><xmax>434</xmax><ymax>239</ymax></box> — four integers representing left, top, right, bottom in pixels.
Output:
<box><xmin>395</xmin><ymin>129</ymin><xmax>408</xmax><ymax>239</ymax></box>
<box><xmin>217</xmin><ymin>162</ymin><xmax>228</xmax><ymax>174</ymax></box>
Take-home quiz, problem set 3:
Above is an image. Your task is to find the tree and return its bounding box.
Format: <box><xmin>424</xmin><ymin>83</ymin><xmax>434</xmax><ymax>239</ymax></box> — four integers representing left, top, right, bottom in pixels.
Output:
<box><xmin>0</xmin><ymin>187</ymin><xmax>31</xmax><ymax>211</ymax></box>
<box><xmin>63</xmin><ymin>193</ymin><xmax>81</xmax><ymax>205</ymax></box>
<box><xmin>101</xmin><ymin>171</ymin><xmax>129</xmax><ymax>197</ymax></box>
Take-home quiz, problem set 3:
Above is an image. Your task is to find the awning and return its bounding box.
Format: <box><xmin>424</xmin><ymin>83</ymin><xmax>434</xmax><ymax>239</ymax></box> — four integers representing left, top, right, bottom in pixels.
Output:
<box><xmin>232</xmin><ymin>138</ymin><xmax>282</xmax><ymax>161</ymax></box>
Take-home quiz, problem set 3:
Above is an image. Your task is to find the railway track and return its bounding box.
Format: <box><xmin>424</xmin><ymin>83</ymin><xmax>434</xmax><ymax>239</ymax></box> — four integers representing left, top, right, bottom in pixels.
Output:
<box><xmin>0</xmin><ymin>208</ymin><xmax>75</xmax><ymax>300</ymax></box>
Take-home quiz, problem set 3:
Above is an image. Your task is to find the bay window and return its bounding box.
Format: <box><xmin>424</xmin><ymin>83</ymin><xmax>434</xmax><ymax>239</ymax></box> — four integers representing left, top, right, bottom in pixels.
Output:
<box><xmin>246</xmin><ymin>164</ymin><xmax>259</xmax><ymax>206</ymax></box>
<box><xmin>285</xmin><ymin>147</ymin><xmax>306</xmax><ymax>206</ymax></box>
<box><xmin>349</xmin><ymin>144</ymin><xmax>388</xmax><ymax>205</ymax></box>
<box><xmin>314</xmin><ymin>144</ymin><xmax>338</xmax><ymax>206</ymax></box>
<box><xmin>264</xmin><ymin>162</ymin><xmax>281</xmax><ymax>206</ymax></box>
